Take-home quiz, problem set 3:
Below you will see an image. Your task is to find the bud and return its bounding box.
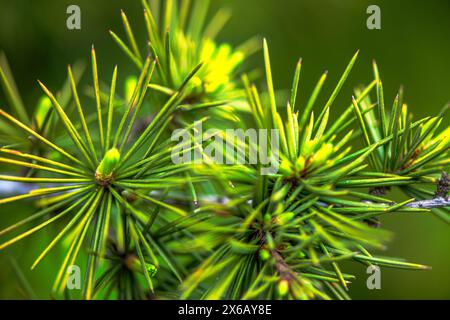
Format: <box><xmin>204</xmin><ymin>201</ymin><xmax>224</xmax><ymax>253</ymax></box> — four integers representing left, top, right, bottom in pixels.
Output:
<box><xmin>276</xmin><ymin>212</ymin><xmax>294</xmax><ymax>225</ymax></box>
<box><xmin>273</xmin><ymin>203</ymin><xmax>284</xmax><ymax>215</ymax></box>
<box><xmin>311</xmin><ymin>143</ymin><xmax>333</xmax><ymax>166</ymax></box>
<box><xmin>271</xmin><ymin>187</ymin><xmax>289</xmax><ymax>203</ymax></box>
<box><xmin>295</xmin><ymin>156</ymin><xmax>306</xmax><ymax>172</ymax></box>
<box><xmin>277</xmin><ymin>279</ymin><xmax>289</xmax><ymax>297</ymax></box>
<box><xmin>125</xmin><ymin>76</ymin><xmax>137</xmax><ymax>103</ymax></box>
<box><xmin>302</xmin><ymin>139</ymin><xmax>316</xmax><ymax>157</ymax></box>
<box><xmin>34</xmin><ymin>96</ymin><xmax>52</xmax><ymax>130</ymax></box>
<box><xmin>266</xmin><ymin>232</ymin><xmax>276</xmax><ymax>250</ymax></box>
<box><xmin>259</xmin><ymin>249</ymin><xmax>270</xmax><ymax>261</ymax></box>
<box><xmin>279</xmin><ymin>159</ymin><xmax>293</xmax><ymax>176</ymax></box>
<box><xmin>96</xmin><ymin>148</ymin><xmax>120</xmax><ymax>185</ymax></box>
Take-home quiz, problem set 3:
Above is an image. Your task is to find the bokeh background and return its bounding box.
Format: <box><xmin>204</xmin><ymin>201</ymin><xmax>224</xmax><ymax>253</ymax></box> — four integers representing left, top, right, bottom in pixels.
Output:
<box><xmin>0</xmin><ymin>0</ymin><xmax>449</xmax><ymax>299</ymax></box>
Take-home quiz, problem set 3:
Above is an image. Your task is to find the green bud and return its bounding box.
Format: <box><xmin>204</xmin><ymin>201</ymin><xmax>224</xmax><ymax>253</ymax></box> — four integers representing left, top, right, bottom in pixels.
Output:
<box><xmin>311</xmin><ymin>143</ymin><xmax>333</xmax><ymax>166</ymax></box>
<box><xmin>34</xmin><ymin>96</ymin><xmax>52</xmax><ymax>129</ymax></box>
<box><xmin>302</xmin><ymin>139</ymin><xmax>316</xmax><ymax>157</ymax></box>
<box><xmin>271</xmin><ymin>187</ymin><xmax>288</xmax><ymax>203</ymax></box>
<box><xmin>259</xmin><ymin>249</ymin><xmax>270</xmax><ymax>261</ymax></box>
<box><xmin>125</xmin><ymin>76</ymin><xmax>138</xmax><ymax>103</ymax></box>
<box><xmin>279</xmin><ymin>159</ymin><xmax>293</xmax><ymax>176</ymax></box>
<box><xmin>274</xmin><ymin>203</ymin><xmax>285</xmax><ymax>215</ymax></box>
<box><xmin>277</xmin><ymin>212</ymin><xmax>294</xmax><ymax>225</ymax></box>
<box><xmin>266</xmin><ymin>232</ymin><xmax>276</xmax><ymax>250</ymax></box>
<box><xmin>295</xmin><ymin>156</ymin><xmax>306</xmax><ymax>172</ymax></box>
<box><xmin>96</xmin><ymin>148</ymin><xmax>120</xmax><ymax>184</ymax></box>
<box><xmin>277</xmin><ymin>279</ymin><xmax>289</xmax><ymax>297</ymax></box>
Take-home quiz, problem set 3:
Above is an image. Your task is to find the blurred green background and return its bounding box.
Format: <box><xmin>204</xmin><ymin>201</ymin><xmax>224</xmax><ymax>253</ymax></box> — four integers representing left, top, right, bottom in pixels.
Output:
<box><xmin>0</xmin><ymin>0</ymin><xmax>449</xmax><ymax>299</ymax></box>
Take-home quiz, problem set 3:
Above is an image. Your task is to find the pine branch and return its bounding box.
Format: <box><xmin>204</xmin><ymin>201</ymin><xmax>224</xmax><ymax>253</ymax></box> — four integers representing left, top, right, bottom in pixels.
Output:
<box><xmin>405</xmin><ymin>197</ymin><xmax>450</xmax><ymax>209</ymax></box>
<box><xmin>271</xmin><ymin>249</ymin><xmax>297</xmax><ymax>281</ymax></box>
<box><xmin>2</xmin><ymin>181</ymin><xmax>448</xmax><ymax>209</ymax></box>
